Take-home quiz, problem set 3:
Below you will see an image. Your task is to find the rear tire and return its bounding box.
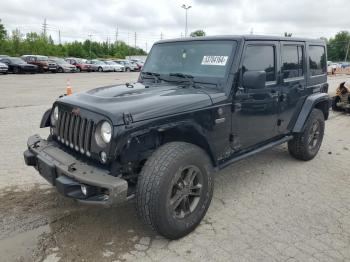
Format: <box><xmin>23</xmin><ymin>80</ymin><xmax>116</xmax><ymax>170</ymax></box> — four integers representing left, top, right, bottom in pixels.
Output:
<box><xmin>98</xmin><ymin>67</ymin><xmax>103</xmax><ymax>72</ymax></box>
<box><xmin>136</xmin><ymin>142</ymin><xmax>214</xmax><ymax>239</ymax></box>
<box><xmin>331</xmin><ymin>96</ymin><xmax>341</xmax><ymax>111</ymax></box>
<box><xmin>288</xmin><ymin>108</ymin><xmax>325</xmax><ymax>161</ymax></box>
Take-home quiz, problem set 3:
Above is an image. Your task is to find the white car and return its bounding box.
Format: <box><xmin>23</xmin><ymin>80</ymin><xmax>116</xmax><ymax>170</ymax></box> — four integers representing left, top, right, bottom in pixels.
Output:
<box><xmin>105</xmin><ymin>61</ymin><xmax>125</xmax><ymax>72</ymax></box>
<box><xmin>88</xmin><ymin>60</ymin><xmax>114</xmax><ymax>72</ymax></box>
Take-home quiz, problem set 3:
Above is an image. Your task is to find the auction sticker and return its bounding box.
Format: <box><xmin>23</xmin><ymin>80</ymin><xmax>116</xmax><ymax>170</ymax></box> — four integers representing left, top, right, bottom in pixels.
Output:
<box><xmin>201</xmin><ymin>56</ymin><xmax>228</xmax><ymax>66</ymax></box>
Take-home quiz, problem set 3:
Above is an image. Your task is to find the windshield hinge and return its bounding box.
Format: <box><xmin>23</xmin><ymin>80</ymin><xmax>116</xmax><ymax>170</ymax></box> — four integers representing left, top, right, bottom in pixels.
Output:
<box><xmin>123</xmin><ymin>112</ymin><xmax>133</xmax><ymax>125</ymax></box>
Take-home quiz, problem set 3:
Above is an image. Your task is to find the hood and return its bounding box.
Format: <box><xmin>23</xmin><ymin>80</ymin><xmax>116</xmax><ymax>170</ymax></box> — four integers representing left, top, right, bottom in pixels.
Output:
<box><xmin>57</xmin><ymin>82</ymin><xmax>214</xmax><ymax>125</ymax></box>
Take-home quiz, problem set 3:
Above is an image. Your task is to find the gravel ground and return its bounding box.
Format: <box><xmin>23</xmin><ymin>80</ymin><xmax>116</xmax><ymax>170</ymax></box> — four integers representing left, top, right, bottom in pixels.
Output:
<box><xmin>0</xmin><ymin>72</ymin><xmax>349</xmax><ymax>262</ymax></box>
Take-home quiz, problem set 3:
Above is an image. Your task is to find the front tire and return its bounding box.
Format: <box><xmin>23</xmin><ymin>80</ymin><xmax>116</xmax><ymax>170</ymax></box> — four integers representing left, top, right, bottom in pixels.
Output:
<box><xmin>136</xmin><ymin>142</ymin><xmax>214</xmax><ymax>239</ymax></box>
<box><xmin>288</xmin><ymin>108</ymin><xmax>325</xmax><ymax>161</ymax></box>
<box><xmin>98</xmin><ymin>67</ymin><xmax>103</xmax><ymax>72</ymax></box>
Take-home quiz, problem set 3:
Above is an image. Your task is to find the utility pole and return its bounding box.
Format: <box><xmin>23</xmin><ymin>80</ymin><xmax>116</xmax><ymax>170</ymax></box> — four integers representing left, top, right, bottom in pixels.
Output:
<box><xmin>345</xmin><ymin>41</ymin><xmax>350</xmax><ymax>62</ymax></box>
<box><xmin>58</xmin><ymin>30</ymin><xmax>61</xmax><ymax>45</ymax></box>
<box><xmin>42</xmin><ymin>18</ymin><xmax>47</xmax><ymax>39</ymax></box>
<box><xmin>250</xmin><ymin>28</ymin><xmax>254</xmax><ymax>35</ymax></box>
<box><xmin>88</xmin><ymin>34</ymin><xmax>92</xmax><ymax>60</ymax></box>
<box><xmin>145</xmin><ymin>42</ymin><xmax>148</xmax><ymax>53</ymax></box>
<box><xmin>181</xmin><ymin>4</ymin><xmax>192</xmax><ymax>37</ymax></box>
<box><xmin>115</xmin><ymin>25</ymin><xmax>119</xmax><ymax>45</ymax></box>
<box><xmin>134</xmin><ymin>32</ymin><xmax>137</xmax><ymax>48</ymax></box>
<box><xmin>160</xmin><ymin>32</ymin><xmax>163</xmax><ymax>40</ymax></box>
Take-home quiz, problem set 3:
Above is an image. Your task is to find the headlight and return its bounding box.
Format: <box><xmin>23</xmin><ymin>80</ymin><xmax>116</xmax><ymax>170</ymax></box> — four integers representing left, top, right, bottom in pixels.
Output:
<box><xmin>100</xmin><ymin>121</ymin><xmax>112</xmax><ymax>144</ymax></box>
<box><xmin>51</xmin><ymin>106</ymin><xmax>59</xmax><ymax>126</ymax></box>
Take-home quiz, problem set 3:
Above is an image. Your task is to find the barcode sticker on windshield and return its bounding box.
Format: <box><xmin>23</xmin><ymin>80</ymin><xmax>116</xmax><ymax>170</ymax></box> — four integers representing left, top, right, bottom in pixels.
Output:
<box><xmin>201</xmin><ymin>56</ymin><xmax>228</xmax><ymax>66</ymax></box>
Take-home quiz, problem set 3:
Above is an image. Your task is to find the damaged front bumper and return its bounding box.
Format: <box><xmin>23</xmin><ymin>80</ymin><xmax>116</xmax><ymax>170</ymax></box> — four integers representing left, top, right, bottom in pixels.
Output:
<box><xmin>23</xmin><ymin>134</ymin><xmax>128</xmax><ymax>206</ymax></box>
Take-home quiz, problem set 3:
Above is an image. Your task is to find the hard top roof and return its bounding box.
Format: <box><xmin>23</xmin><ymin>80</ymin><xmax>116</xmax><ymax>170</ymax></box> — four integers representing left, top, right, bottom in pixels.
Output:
<box><xmin>155</xmin><ymin>35</ymin><xmax>325</xmax><ymax>45</ymax></box>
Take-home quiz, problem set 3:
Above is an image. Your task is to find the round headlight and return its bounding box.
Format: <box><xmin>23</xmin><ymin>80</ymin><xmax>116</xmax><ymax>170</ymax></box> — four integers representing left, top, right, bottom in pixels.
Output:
<box><xmin>51</xmin><ymin>106</ymin><xmax>59</xmax><ymax>126</ymax></box>
<box><xmin>100</xmin><ymin>121</ymin><xmax>112</xmax><ymax>144</ymax></box>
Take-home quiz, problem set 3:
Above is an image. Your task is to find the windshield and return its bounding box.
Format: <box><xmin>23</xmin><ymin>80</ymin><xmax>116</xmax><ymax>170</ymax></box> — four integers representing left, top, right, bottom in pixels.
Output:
<box><xmin>143</xmin><ymin>40</ymin><xmax>236</xmax><ymax>79</ymax></box>
<box><xmin>37</xmin><ymin>56</ymin><xmax>48</xmax><ymax>61</ymax></box>
<box><xmin>52</xmin><ymin>58</ymin><xmax>67</xmax><ymax>65</ymax></box>
<box><xmin>10</xmin><ymin>58</ymin><xmax>26</xmax><ymax>64</ymax></box>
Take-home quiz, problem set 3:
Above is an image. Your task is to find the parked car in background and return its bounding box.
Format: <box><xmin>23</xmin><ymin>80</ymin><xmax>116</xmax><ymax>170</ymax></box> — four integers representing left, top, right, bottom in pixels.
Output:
<box><xmin>0</xmin><ymin>61</ymin><xmax>8</xmax><ymax>74</ymax></box>
<box><xmin>50</xmin><ymin>57</ymin><xmax>77</xmax><ymax>73</ymax></box>
<box><xmin>0</xmin><ymin>57</ymin><xmax>38</xmax><ymax>74</ymax></box>
<box><xmin>130</xmin><ymin>59</ymin><xmax>144</xmax><ymax>70</ymax></box>
<box><xmin>104</xmin><ymin>60</ymin><xmax>124</xmax><ymax>72</ymax></box>
<box><xmin>65</xmin><ymin>57</ymin><xmax>92</xmax><ymax>72</ymax></box>
<box><xmin>21</xmin><ymin>55</ymin><xmax>57</xmax><ymax>73</ymax></box>
<box><xmin>114</xmin><ymin>59</ymin><xmax>138</xmax><ymax>72</ymax></box>
<box><xmin>0</xmin><ymin>55</ymin><xmax>9</xmax><ymax>58</ymax></box>
<box><xmin>87</xmin><ymin>60</ymin><xmax>114</xmax><ymax>72</ymax></box>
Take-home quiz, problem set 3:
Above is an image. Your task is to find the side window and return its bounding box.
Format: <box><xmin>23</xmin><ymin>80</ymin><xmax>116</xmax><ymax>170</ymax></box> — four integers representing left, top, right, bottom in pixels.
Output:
<box><xmin>242</xmin><ymin>45</ymin><xmax>276</xmax><ymax>82</ymax></box>
<box><xmin>309</xmin><ymin>45</ymin><xmax>326</xmax><ymax>76</ymax></box>
<box><xmin>282</xmin><ymin>45</ymin><xmax>304</xmax><ymax>79</ymax></box>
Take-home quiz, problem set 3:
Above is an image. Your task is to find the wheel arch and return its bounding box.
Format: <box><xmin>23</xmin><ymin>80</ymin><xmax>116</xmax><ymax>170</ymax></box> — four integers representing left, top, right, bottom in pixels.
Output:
<box><xmin>116</xmin><ymin>121</ymin><xmax>217</xmax><ymax>171</ymax></box>
<box><xmin>293</xmin><ymin>93</ymin><xmax>330</xmax><ymax>133</ymax></box>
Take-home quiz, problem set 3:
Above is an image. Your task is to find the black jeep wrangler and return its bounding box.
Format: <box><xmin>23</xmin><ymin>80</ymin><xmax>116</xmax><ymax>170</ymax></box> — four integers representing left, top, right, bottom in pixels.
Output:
<box><xmin>24</xmin><ymin>35</ymin><xmax>330</xmax><ymax>239</ymax></box>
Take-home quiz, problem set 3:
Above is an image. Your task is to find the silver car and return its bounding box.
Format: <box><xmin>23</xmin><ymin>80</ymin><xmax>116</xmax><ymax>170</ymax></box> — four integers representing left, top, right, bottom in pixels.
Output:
<box><xmin>105</xmin><ymin>61</ymin><xmax>125</xmax><ymax>72</ymax></box>
<box><xmin>87</xmin><ymin>60</ymin><xmax>114</xmax><ymax>72</ymax></box>
<box><xmin>50</xmin><ymin>57</ymin><xmax>77</xmax><ymax>73</ymax></box>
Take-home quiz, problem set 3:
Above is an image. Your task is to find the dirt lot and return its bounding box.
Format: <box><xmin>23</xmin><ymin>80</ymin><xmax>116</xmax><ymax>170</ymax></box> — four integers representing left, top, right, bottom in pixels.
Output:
<box><xmin>0</xmin><ymin>72</ymin><xmax>349</xmax><ymax>262</ymax></box>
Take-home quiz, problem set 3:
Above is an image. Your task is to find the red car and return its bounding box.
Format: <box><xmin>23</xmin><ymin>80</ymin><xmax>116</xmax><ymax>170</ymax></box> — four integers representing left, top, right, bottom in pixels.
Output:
<box><xmin>65</xmin><ymin>58</ymin><xmax>92</xmax><ymax>72</ymax></box>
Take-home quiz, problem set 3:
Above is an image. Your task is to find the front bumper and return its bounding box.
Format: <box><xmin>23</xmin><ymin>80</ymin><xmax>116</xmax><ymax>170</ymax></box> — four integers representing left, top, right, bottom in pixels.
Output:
<box><xmin>24</xmin><ymin>134</ymin><xmax>128</xmax><ymax>206</ymax></box>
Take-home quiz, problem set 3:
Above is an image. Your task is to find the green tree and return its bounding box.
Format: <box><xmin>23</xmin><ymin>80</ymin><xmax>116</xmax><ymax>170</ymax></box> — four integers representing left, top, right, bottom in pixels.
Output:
<box><xmin>0</xmin><ymin>22</ymin><xmax>147</xmax><ymax>58</ymax></box>
<box><xmin>190</xmin><ymin>30</ymin><xmax>206</xmax><ymax>37</ymax></box>
<box><xmin>327</xmin><ymin>31</ymin><xmax>350</xmax><ymax>61</ymax></box>
<box><xmin>0</xmin><ymin>19</ymin><xmax>7</xmax><ymax>41</ymax></box>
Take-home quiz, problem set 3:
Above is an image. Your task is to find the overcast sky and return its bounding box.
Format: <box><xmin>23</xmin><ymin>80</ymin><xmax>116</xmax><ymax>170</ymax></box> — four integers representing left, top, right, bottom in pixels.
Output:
<box><xmin>1</xmin><ymin>0</ymin><xmax>349</xmax><ymax>51</ymax></box>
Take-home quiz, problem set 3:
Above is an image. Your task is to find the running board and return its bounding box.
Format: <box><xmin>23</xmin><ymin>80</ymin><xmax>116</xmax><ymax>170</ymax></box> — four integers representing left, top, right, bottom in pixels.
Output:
<box><xmin>218</xmin><ymin>135</ymin><xmax>293</xmax><ymax>170</ymax></box>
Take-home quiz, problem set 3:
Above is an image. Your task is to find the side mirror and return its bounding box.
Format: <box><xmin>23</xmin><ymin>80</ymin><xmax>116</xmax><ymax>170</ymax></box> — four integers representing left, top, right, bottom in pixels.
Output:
<box><xmin>242</xmin><ymin>71</ymin><xmax>266</xmax><ymax>89</ymax></box>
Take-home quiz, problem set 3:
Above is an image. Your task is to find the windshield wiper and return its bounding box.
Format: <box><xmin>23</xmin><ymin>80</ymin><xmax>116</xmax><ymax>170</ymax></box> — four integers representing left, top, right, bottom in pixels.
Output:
<box><xmin>169</xmin><ymin>73</ymin><xmax>203</xmax><ymax>88</ymax></box>
<box><xmin>141</xmin><ymin>71</ymin><xmax>161</xmax><ymax>83</ymax></box>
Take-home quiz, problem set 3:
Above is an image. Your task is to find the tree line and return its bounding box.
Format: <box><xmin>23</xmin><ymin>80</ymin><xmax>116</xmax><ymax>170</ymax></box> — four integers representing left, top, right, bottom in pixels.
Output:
<box><xmin>0</xmin><ymin>20</ymin><xmax>147</xmax><ymax>59</ymax></box>
<box><xmin>0</xmin><ymin>19</ymin><xmax>349</xmax><ymax>62</ymax></box>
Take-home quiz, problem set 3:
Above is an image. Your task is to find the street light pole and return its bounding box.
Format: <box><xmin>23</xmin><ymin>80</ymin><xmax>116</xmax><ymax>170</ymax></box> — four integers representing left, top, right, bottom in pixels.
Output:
<box><xmin>181</xmin><ymin>4</ymin><xmax>192</xmax><ymax>37</ymax></box>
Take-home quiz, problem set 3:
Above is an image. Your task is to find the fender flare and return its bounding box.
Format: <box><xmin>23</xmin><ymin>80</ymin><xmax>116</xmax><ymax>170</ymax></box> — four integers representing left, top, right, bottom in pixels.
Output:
<box><xmin>292</xmin><ymin>93</ymin><xmax>330</xmax><ymax>133</ymax></box>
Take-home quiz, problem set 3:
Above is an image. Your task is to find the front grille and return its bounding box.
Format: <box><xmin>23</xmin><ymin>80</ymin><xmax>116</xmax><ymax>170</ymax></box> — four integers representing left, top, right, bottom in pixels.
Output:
<box><xmin>56</xmin><ymin>111</ymin><xmax>95</xmax><ymax>156</ymax></box>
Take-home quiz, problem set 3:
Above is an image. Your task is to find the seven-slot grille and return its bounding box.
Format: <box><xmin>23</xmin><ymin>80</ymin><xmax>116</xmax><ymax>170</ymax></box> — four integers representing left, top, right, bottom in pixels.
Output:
<box><xmin>56</xmin><ymin>110</ymin><xmax>94</xmax><ymax>156</ymax></box>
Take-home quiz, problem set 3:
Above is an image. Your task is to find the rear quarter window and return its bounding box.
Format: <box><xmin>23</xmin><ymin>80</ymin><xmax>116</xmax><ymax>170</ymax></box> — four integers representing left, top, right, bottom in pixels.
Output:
<box><xmin>309</xmin><ymin>45</ymin><xmax>326</xmax><ymax>76</ymax></box>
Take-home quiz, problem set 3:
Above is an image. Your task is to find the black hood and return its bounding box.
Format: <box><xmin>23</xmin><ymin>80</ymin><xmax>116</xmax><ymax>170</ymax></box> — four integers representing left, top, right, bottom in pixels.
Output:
<box><xmin>57</xmin><ymin>82</ymin><xmax>215</xmax><ymax>125</ymax></box>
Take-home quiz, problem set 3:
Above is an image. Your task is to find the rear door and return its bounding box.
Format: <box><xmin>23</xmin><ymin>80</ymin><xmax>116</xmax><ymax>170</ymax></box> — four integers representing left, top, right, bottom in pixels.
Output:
<box><xmin>278</xmin><ymin>42</ymin><xmax>307</xmax><ymax>133</ymax></box>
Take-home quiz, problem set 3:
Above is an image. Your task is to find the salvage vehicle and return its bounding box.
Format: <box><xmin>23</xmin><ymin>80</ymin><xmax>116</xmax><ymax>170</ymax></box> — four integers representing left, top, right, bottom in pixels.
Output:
<box><xmin>332</xmin><ymin>81</ymin><xmax>350</xmax><ymax>112</ymax></box>
<box><xmin>21</xmin><ymin>55</ymin><xmax>57</xmax><ymax>73</ymax></box>
<box><xmin>0</xmin><ymin>57</ymin><xmax>38</xmax><ymax>74</ymax></box>
<box><xmin>104</xmin><ymin>60</ymin><xmax>124</xmax><ymax>72</ymax></box>
<box><xmin>86</xmin><ymin>60</ymin><xmax>114</xmax><ymax>72</ymax></box>
<box><xmin>65</xmin><ymin>57</ymin><xmax>92</xmax><ymax>72</ymax></box>
<box><xmin>0</xmin><ymin>61</ymin><xmax>8</xmax><ymax>74</ymax></box>
<box><xmin>50</xmin><ymin>57</ymin><xmax>77</xmax><ymax>73</ymax></box>
<box><xmin>114</xmin><ymin>59</ymin><xmax>138</xmax><ymax>72</ymax></box>
<box><xmin>24</xmin><ymin>35</ymin><xmax>330</xmax><ymax>239</ymax></box>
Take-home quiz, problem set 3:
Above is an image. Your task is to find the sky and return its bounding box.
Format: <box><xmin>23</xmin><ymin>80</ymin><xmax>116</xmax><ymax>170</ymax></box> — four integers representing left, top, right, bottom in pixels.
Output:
<box><xmin>0</xmin><ymin>0</ymin><xmax>349</xmax><ymax>51</ymax></box>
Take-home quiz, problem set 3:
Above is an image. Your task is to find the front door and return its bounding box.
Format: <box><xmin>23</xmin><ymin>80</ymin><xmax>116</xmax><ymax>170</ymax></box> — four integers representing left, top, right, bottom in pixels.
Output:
<box><xmin>231</xmin><ymin>41</ymin><xmax>280</xmax><ymax>150</ymax></box>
